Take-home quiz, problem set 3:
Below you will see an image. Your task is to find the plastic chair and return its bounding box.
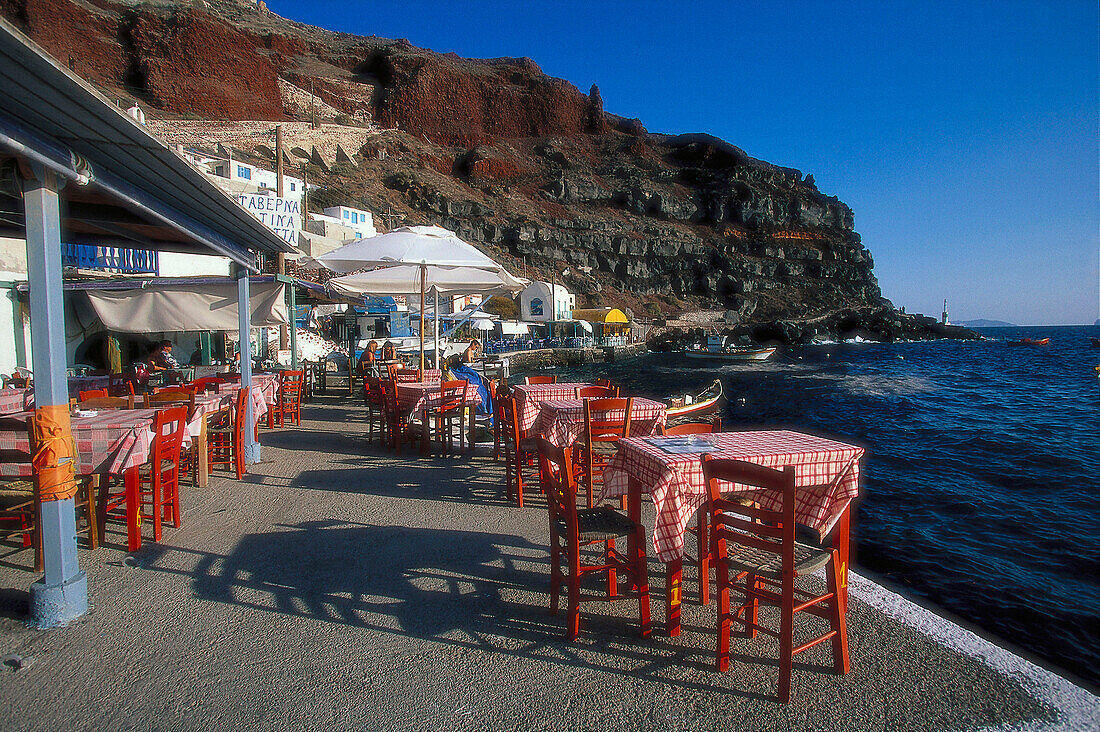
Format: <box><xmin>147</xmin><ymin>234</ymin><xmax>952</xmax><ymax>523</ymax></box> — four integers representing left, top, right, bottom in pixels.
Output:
<box><xmin>271</xmin><ymin>370</ymin><xmax>305</xmax><ymax>427</ymax></box>
<box><xmin>524</xmin><ymin>375</ymin><xmax>557</xmax><ymax>385</ymax></box>
<box><xmin>499</xmin><ymin>396</ymin><xmax>537</xmax><ymax>508</ymax></box>
<box><xmin>575</xmin><ymin>397</ymin><xmax>633</xmax><ymax>508</ymax></box>
<box><xmin>536</xmin><ymin>437</ymin><xmax>650</xmax><ymax>641</ymax></box>
<box><xmin>703</xmin><ymin>456</ymin><xmax>849</xmax><ymax>704</ymax></box>
<box><xmin>208</xmin><ymin>388</ymin><xmax>248</xmax><ymax>479</ymax></box>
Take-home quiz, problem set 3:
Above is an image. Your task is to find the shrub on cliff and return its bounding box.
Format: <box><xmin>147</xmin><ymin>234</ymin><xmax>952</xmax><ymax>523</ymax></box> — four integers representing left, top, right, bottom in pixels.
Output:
<box><xmin>482</xmin><ymin>295</ymin><xmax>518</xmax><ymax>320</ymax></box>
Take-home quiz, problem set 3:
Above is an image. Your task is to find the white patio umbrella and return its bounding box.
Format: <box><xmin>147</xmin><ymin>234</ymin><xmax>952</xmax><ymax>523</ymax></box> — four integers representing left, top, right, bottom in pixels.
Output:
<box><xmin>317</xmin><ymin>226</ymin><xmax>525</xmax><ymax>369</ymax></box>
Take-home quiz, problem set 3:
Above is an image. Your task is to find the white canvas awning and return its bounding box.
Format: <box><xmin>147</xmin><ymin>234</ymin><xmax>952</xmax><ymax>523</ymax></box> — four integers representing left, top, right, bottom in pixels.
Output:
<box><xmin>85</xmin><ymin>281</ymin><xmax>288</xmax><ymax>333</ymax></box>
<box><xmin>501</xmin><ymin>322</ymin><xmax>530</xmax><ymax>335</ymax></box>
<box><xmin>327</xmin><ymin>265</ymin><xmax>527</xmax><ymax>298</ymax></box>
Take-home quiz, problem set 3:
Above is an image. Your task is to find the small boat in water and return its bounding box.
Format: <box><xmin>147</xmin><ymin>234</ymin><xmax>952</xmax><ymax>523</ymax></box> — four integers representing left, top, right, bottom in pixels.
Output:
<box><xmin>684</xmin><ymin>346</ymin><xmax>776</xmax><ymax>361</ymax></box>
<box><xmin>683</xmin><ymin>334</ymin><xmax>777</xmax><ymax>362</ymax></box>
<box><xmin>1090</xmin><ymin>338</ymin><xmax>1100</xmax><ymax>347</ymax></box>
<box><xmin>664</xmin><ymin>379</ymin><xmax>724</xmax><ymax>421</ymax></box>
<box><xmin>1007</xmin><ymin>337</ymin><xmax>1050</xmax><ymax>346</ymax></box>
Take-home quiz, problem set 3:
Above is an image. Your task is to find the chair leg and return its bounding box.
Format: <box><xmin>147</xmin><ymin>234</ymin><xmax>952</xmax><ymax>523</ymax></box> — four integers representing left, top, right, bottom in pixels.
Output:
<box><xmin>778</xmin><ymin>579</ymin><xmax>795</xmax><ymax>704</ymax></box>
<box><xmin>566</xmin><ymin>552</ymin><xmax>582</xmax><ymax>641</ymax></box>
<box><xmin>697</xmin><ymin>511</ymin><xmax>709</xmax><ymax>605</ymax></box>
<box><xmin>605</xmin><ymin>539</ymin><xmax>617</xmax><ymax>598</ymax></box>
<box><xmin>548</xmin><ymin>539</ymin><xmax>560</xmax><ymax>615</ymax></box>
<box><xmin>634</xmin><ymin>523</ymin><xmax>651</xmax><ymax>637</ymax></box>
<box><xmin>85</xmin><ymin>478</ymin><xmax>99</xmax><ymax>550</ymax></box>
<box><xmin>716</xmin><ymin>556</ymin><xmax>730</xmax><ymax>672</ymax></box>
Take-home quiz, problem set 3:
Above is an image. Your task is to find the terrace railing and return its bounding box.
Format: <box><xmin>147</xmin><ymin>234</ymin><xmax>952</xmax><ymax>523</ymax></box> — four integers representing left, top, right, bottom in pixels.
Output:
<box><xmin>62</xmin><ymin>243</ymin><xmax>158</xmax><ymax>274</ymax></box>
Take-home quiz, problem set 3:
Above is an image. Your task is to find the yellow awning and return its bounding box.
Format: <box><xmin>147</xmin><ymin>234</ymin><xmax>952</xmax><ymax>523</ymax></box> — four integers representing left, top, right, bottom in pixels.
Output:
<box><xmin>571</xmin><ymin>307</ymin><xmax>629</xmax><ymax>323</ymax></box>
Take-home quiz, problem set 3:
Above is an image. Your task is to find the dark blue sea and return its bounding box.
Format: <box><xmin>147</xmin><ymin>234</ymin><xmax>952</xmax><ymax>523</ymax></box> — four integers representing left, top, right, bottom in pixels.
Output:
<box><xmin>538</xmin><ymin>324</ymin><xmax>1100</xmax><ymax>687</ymax></box>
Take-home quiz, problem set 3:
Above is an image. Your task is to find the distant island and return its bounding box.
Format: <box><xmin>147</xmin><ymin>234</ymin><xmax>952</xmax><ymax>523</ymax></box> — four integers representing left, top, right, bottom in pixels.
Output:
<box><xmin>957</xmin><ymin>319</ymin><xmax>1017</xmax><ymax>328</ymax></box>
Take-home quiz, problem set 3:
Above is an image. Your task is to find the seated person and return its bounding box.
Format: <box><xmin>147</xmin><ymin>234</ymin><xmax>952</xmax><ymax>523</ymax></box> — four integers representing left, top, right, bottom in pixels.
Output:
<box><xmin>445</xmin><ymin>354</ymin><xmax>492</xmax><ymax>421</ymax></box>
<box><xmin>462</xmin><ymin>338</ymin><xmax>481</xmax><ymax>364</ymax></box>
<box><xmin>146</xmin><ymin>340</ymin><xmax>178</xmax><ymax>371</ymax></box>
<box><xmin>381</xmin><ymin>341</ymin><xmax>397</xmax><ymax>361</ymax></box>
<box><xmin>357</xmin><ymin>340</ymin><xmax>379</xmax><ymax>375</ymax></box>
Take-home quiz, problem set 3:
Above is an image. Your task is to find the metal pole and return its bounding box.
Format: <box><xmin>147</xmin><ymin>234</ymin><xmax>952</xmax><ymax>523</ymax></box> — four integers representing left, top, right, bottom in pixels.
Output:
<box><xmin>236</xmin><ymin>266</ymin><xmax>260</xmax><ymax>463</ymax></box>
<box><xmin>419</xmin><ymin>263</ymin><xmax>425</xmax><ymax>372</ymax></box>
<box><xmin>433</xmin><ymin>289</ymin><xmax>440</xmax><ymax>368</ymax></box>
<box><xmin>23</xmin><ymin>165</ymin><xmax>87</xmax><ymax>627</ymax></box>
<box><xmin>288</xmin><ymin>279</ymin><xmax>298</xmax><ymax>369</ymax></box>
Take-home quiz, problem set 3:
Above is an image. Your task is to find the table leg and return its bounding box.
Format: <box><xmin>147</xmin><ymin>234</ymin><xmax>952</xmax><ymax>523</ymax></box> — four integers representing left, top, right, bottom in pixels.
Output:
<box><xmin>666</xmin><ymin>557</ymin><xmax>683</xmax><ymax>637</ymax></box>
<box><xmin>832</xmin><ymin>509</ymin><xmax>851</xmax><ymax>612</ymax></box>
<box><xmin>125</xmin><ymin>466</ymin><xmax>141</xmax><ymax>552</ymax></box>
<box><xmin>467</xmin><ymin>406</ymin><xmax>476</xmax><ymax>452</ymax></box>
<box><xmin>197</xmin><ymin>415</ymin><xmax>210</xmax><ymax>488</ymax></box>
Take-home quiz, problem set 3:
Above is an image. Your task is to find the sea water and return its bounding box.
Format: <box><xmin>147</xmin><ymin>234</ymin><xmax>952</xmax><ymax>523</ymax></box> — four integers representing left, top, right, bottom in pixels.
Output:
<box><xmin>537</xmin><ymin>324</ymin><xmax>1100</xmax><ymax>687</ymax></box>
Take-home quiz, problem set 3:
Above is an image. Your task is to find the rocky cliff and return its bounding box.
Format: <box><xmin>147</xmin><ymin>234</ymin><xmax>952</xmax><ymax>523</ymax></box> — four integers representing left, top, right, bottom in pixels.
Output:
<box><xmin>2</xmin><ymin>0</ymin><xmax>959</xmax><ymax>342</ymax></box>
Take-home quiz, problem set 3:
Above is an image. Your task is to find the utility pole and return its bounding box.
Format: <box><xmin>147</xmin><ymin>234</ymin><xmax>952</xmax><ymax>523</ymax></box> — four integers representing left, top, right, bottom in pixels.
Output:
<box><xmin>275</xmin><ymin>125</ymin><xmax>288</xmax><ymax>352</ymax></box>
<box><xmin>310</xmin><ymin>80</ymin><xmax>317</xmax><ymax>130</ymax></box>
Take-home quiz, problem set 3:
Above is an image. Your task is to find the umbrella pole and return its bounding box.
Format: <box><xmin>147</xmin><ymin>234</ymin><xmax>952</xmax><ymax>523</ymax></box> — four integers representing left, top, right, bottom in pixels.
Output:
<box><xmin>419</xmin><ymin>263</ymin><xmax>426</xmax><ymax>372</ymax></box>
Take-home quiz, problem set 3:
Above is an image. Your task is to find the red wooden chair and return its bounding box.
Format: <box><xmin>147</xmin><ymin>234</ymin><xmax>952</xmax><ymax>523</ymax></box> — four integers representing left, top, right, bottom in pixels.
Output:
<box><xmin>153</xmin><ymin>384</ymin><xmax>198</xmax><ymax>396</ymax></box>
<box><xmin>79</xmin><ymin>395</ymin><xmax>135</xmax><ymax>410</ymax></box>
<box><xmin>575</xmin><ymin>397</ymin><xmax>633</xmax><ymax>508</ymax></box>
<box><xmin>208</xmin><ymin>388</ymin><xmax>249</xmax><ymax>479</ymax></box>
<box><xmin>107</xmin><ymin>373</ymin><xmax>135</xmax><ymax>397</ymax></box>
<box><xmin>703</xmin><ymin>456</ymin><xmax>849</xmax><ymax>704</ymax></box>
<box><xmin>660</xmin><ymin>419</ymin><xmax>723</xmax><ymax>604</ymax></box>
<box><xmin>524</xmin><ymin>375</ymin><xmax>556</xmax><ymax>385</ymax></box>
<box><xmin>190</xmin><ymin>376</ymin><xmax>226</xmax><ymax>392</ymax></box>
<box><xmin>78</xmin><ymin>388</ymin><xmax>108</xmax><ymax>400</ymax></box>
<box><xmin>536</xmin><ymin>437</ymin><xmax>650</xmax><ymax>641</ymax></box>
<box><xmin>575</xmin><ymin>385</ymin><xmax>617</xmax><ymax>399</ymax></box>
<box><xmin>499</xmin><ymin>395</ymin><xmax>537</xmax><ymax>507</ymax></box>
<box><xmin>423</xmin><ymin>380</ymin><xmax>468</xmax><ymax>454</ymax></box>
<box><xmin>378</xmin><ymin>380</ymin><xmax>405</xmax><ymax>453</ymax></box>
<box><xmin>363</xmin><ymin>376</ymin><xmax>385</xmax><ymax>444</ymax></box>
<box><xmin>101</xmin><ymin>407</ymin><xmax>187</xmax><ymax>544</ymax></box>
<box><xmin>391</xmin><ymin>369</ymin><xmax>420</xmax><ymax>384</ymax></box>
<box><xmin>271</xmin><ymin>370</ymin><xmax>305</xmax><ymax>428</ymax></box>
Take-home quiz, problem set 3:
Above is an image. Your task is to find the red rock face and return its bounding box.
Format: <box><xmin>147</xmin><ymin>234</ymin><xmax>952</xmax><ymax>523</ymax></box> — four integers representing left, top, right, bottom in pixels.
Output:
<box><xmin>1</xmin><ymin>0</ymin><xmax>127</xmax><ymax>83</ymax></box>
<box><xmin>129</xmin><ymin>8</ymin><xmax>284</xmax><ymax>119</ymax></box>
<box><xmin>374</xmin><ymin>51</ymin><xmax>592</xmax><ymax>146</ymax></box>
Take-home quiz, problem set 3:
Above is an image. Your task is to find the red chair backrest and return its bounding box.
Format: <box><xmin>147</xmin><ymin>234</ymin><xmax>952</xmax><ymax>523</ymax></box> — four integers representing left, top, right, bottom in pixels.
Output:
<box><xmin>79</xmin><ymin>388</ymin><xmax>108</xmax><ymax>400</ymax></box>
<box><xmin>536</xmin><ymin>437</ymin><xmax>580</xmax><ymax>539</ymax></box>
<box><xmin>108</xmin><ymin>373</ymin><xmax>135</xmax><ymax>396</ymax></box>
<box><xmin>583</xmin><ymin>397</ymin><xmax>634</xmax><ymax>443</ymax></box>
<box><xmin>575</xmin><ymin>385</ymin><xmax>616</xmax><ymax>399</ymax></box>
<box><xmin>392</xmin><ymin>369</ymin><xmax>420</xmax><ymax>383</ymax></box>
<box><xmin>661</xmin><ymin>418</ymin><xmax>721</xmax><ymax>436</ymax></box>
<box><xmin>279</xmin><ymin>370</ymin><xmax>305</xmax><ymax>401</ymax></box>
<box><xmin>437</xmin><ymin>380</ymin><xmax>468</xmax><ymax>414</ymax></box>
<box><xmin>153</xmin><ymin>384</ymin><xmax>198</xmax><ymax>395</ymax></box>
<box><xmin>702</xmin><ymin>456</ymin><xmax>796</xmax><ymax>573</ymax></box>
<box><xmin>151</xmin><ymin>406</ymin><xmax>188</xmax><ymax>471</ymax></box>
<box><xmin>525</xmin><ymin>375</ymin><xmax>556</xmax><ymax>385</ymax></box>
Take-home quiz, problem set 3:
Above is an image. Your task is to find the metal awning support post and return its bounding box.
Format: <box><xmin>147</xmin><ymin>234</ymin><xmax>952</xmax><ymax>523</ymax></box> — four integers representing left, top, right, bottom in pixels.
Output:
<box><xmin>235</xmin><ymin>265</ymin><xmax>260</xmax><ymax>464</ymax></box>
<box><xmin>288</xmin><ymin>280</ymin><xmax>298</xmax><ymax>369</ymax></box>
<box><xmin>24</xmin><ymin>165</ymin><xmax>87</xmax><ymax>627</ymax></box>
<box><xmin>433</xmin><ymin>289</ymin><xmax>440</xmax><ymax>368</ymax></box>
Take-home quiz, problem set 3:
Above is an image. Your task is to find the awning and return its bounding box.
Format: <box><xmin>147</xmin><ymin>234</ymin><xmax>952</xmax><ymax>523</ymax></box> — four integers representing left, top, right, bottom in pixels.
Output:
<box><xmin>571</xmin><ymin>307</ymin><xmax>629</xmax><ymax>324</ymax></box>
<box><xmin>85</xmin><ymin>281</ymin><xmax>288</xmax><ymax>333</ymax></box>
<box><xmin>501</xmin><ymin>322</ymin><xmax>530</xmax><ymax>335</ymax></box>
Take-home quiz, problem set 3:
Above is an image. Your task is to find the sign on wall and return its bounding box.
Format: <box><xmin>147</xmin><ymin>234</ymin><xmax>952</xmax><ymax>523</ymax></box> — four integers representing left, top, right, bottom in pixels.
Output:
<box><xmin>236</xmin><ymin>193</ymin><xmax>301</xmax><ymax>244</ymax></box>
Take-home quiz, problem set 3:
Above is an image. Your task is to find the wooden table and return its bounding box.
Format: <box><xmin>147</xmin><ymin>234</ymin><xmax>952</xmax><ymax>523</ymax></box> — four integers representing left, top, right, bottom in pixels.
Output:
<box><xmin>602</xmin><ymin>430</ymin><xmax>864</xmax><ymax>636</ymax></box>
<box><xmin>532</xmin><ymin>397</ymin><xmax>668</xmax><ymax>448</ymax></box>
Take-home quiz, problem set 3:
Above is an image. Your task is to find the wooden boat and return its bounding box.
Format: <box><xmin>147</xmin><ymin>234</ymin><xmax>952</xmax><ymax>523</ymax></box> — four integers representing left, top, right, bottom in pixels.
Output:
<box><xmin>1007</xmin><ymin>338</ymin><xmax>1049</xmax><ymax>346</ymax></box>
<box><xmin>665</xmin><ymin>379</ymin><xmax>724</xmax><ymax>421</ymax></box>
<box><xmin>1089</xmin><ymin>338</ymin><xmax>1100</xmax><ymax>347</ymax></box>
<box><xmin>683</xmin><ymin>346</ymin><xmax>777</xmax><ymax>361</ymax></box>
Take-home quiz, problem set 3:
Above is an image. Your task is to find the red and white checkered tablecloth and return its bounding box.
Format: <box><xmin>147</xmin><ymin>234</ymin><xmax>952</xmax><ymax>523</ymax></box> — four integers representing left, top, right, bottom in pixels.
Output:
<box><xmin>0</xmin><ymin>408</ymin><xmax>157</xmax><ymax>478</ymax></box>
<box><xmin>532</xmin><ymin>397</ymin><xmax>668</xmax><ymax>448</ymax></box>
<box><xmin>396</xmin><ymin>382</ymin><xmax>482</xmax><ymax>417</ymax></box>
<box><xmin>602</xmin><ymin>430</ymin><xmax>864</xmax><ymax>563</ymax></box>
<box><xmin>512</xmin><ymin>383</ymin><xmax>594</xmax><ymax>433</ymax></box>
<box><xmin>215</xmin><ymin>380</ymin><xmax>272</xmax><ymax>421</ymax></box>
<box><xmin>0</xmin><ymin>388</ymin><xmax>32</xmax><ymax>415</ymax></box>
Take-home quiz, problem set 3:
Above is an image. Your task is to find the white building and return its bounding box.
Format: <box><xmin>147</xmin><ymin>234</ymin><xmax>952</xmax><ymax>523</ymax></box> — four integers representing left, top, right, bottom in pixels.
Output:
<box><xmin>322</xmin><ymin>206</ymin><xmax>377</xmax><ymax>239</ymax></box>
<box><xmin>519</xmin><ymin>281</ymin><xmax>575</xmax><ymax>322</ymax></box>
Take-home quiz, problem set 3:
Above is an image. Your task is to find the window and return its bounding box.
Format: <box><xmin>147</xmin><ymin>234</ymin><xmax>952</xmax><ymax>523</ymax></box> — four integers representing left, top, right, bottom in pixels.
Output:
<box><xmin>530</xmin><ymin>298</ymin><xmax>544</xmax><ymax>317</ymax></box>
<box><xmin>355</xmin><ymin>232</ymin><xmax>362</xmax><ymax>238</ymax></box>
<box><xmin>343</xmin><ymin>211</ymin><xmax>349</xmax><ymax>219</ymax></box>
<box><xmin>237</xmin><ymin>166</ymin><xmax>251</xmax><ymax>180</ymax></box>
<box><xmin>289</xmin><ymin>182</ymin><xmax>296</xmax><ymax>191</ymax></box>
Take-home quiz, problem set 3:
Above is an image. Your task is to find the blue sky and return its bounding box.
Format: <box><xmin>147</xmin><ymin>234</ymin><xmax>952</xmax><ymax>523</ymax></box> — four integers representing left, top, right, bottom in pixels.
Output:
<box><xmin>273</xmin><ymin>1</ymin><xmax>1098</xmax><ymax>325</ymax></box>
